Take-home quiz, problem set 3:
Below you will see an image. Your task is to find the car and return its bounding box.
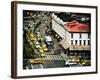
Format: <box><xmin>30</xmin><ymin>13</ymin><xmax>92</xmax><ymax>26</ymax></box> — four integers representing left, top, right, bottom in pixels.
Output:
<box><xmin>41</xmin><ymin>42</ymin><xmax>46</xmax><ymax>47</ymax></box>
<box><xmin>40</xmin><ymin>53</ymin><xmax>47</xmax><ymax>57</ymax></box>
<box><xmin>64</xmin><ymin>58</ymin><xmax>72</xmax><ymax>62</ymax></box>
<box><xmin>81</xmin><ymin>60</ymin><xmax>91</xmax><ymax>66</ymax></box>
<box><xmin>31</xmin><ymin>37</ymin><xmax>37</xmax><ymax>41</ymax></box>
<box><xmin>34</xmin><ymin>41</ymin><xmax>41</xmax><ymax>48</ymax></box>
<box><xmin>38</xmin><ymin>48</ymin><xmax>44</xmax><ymax>53</ymax></box>
<box><xmin>34</xmin><ymin>41</ymin><xmax>39</xmax><ymax>44</ymax></box>
<box><xmin>42</xmin><ymin>46</ymin><xmax>48</xmax><ymax>52</ymax></box>
<box><xmin>30</xmin><ymin>38</ymin><xmax>34</xmax><ymax>41</ymax></box>
<box><xmin>30</xmin><ymin>33</ymin><xmax>35</xmax><ymax>40</ymax></box>
<box><xmin>65</xmin><ymin>61</ymin><xmax>77</xmax><ymax>67</ymax></box>
<box><xmin>29</xmin><ymin>59</ymin><xmax>43</xmax><ymax>64</ymax></box>
<box><xmin>30</xmin><ymin>33</ymin><xmax>34</xmax><ymax>38</ymax></box>
<box><xmin>35</xmin><ymin>44</ymin><xmax>41</xmax><ymax>48</ymax></box>
<box><xmin>44</xmin><ymin>36</ymin><xmax>54</xmax><ymax>46</ymax></box>
<box><xmin>37</xmin><ymin>37</ymin><xmax>43</xmax><ymax>41</ymax></box>
<box><xmin>37</xmin><ymin>32</ymin><xmax>41</xmax><ymax>37</ymax></box>
<box><xmin>41</xmin><ymin>42</ymin><xmax>48</xmax><ymax>52</ymax></box>
<box><xmin>74</xmin><ymin>58</ymin><xmax>80</xmax><ymax>63</ymax></box>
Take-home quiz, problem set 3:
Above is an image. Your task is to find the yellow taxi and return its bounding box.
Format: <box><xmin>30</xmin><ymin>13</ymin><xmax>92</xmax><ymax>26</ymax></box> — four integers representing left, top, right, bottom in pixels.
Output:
<box><xmin>71</xmin><ymin>58</ymin><xmax>80</xmax><ymax>63</ymax></box>
<box><xmin>41</xmin><ymin>42</ymin><xmax>46</xmax><ymax>47</ymax></box>
<box><xmin>29</xmin><ymin>59</ymin><xmax>43</xmax><ymax>64</ymax></box>
<box><xmin>42</xmin><ymin>47</ymin><xmax>48</xmax><ymax>52</ymax></box>
<box><xmin>37</xmin><ymin>37</ymin><xmax>43</xmax><ymax>41</ymax></box>
<box><xmin>38</xmin><ymin>48</ymin><xmax>44</xmax><ymax>53</ymax></box>
<box><xmin>40</xmin><ymin>53</ymin><xmax>47</xmax><ymax>57</ymax></box>
<box><xmin>30</xmin><ymin>33</ymin><xmax>34</xmax><ymax>37</ymax></box>
<box><xmin>34</xmin><ymin>41</ymin><xmax>39</xmax><ymax>44</ymax></box>
<box><xmin>37</xmin><ymin>32</ymin><xmax>41</xmax><ymax>37</ymax></box>
<box><xmin>75</xmin><ymin>58</ymin><xmax>80</xmax><ymax>63</ymax></box>
<box><xmin>81</xmin><ymin>60</ymin><xmax>91</xmax><ymax>66</ymax></box>
<box><xmin>81</xmin><ymin>61</ymin><xmax>85</xmax><ymax>66</ymax></box>
<box><xmin>64</xmin><ymin>58</ymin><xmax>71</xmax><ymax>62</ymax></box>
<box><xmin>41</xmin><ymin>42</ymin><xmax>48</xmax><ymax>51</ymax></box>
<box><xmin>31</xmin><ymin>37</ymin><xmax>37</xmax><ymax>41</ymax></box>
<box><xmin>30</xmin><ymin>33</ymin><xmax>34</xmax><ymax>40</ymax></box>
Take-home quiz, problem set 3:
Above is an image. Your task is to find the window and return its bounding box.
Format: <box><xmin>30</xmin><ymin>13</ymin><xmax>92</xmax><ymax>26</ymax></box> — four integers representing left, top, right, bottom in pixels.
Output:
<box><xmin>79</xmin><ymin>40</ymin><xmax>81</xmax><ymax>45</ymax></box>
<box><xmin>71</xmin><ymin>33</ymin><xmax>73</xmax><ymax>38</ymax></box>
<box><xmin>71</xmin><ymin>40</ymin><xmax>73</xmax><ymax>45</ymax></box>
<box><xmin>88</xmin><ymin>40</ymin><xmax>90</xmax><ymax>45</ymax></box>
<box><xmin>88</xmin><ymin>33</ymin><xmax>90</xmax><ymax>38</ymax></box>
<box><xmin>79</xmin><ymin>33</ymin><xmax>82</xmax><ymax>38</ymax></box>
<box><xmin>83</xmin><ymin>40</ymin><xmax>86</xmax><ymax>45</ymax></box>
<box><xmin>75</xmin><ymin>40</ymin><xmax>77</xmax><ymax>45</ymax></box>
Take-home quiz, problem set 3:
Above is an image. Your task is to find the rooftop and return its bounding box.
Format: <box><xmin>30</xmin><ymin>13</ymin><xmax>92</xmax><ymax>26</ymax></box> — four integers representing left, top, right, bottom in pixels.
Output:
<box><xmin>64</xmin><ymin>20</ymin><xmax>90</xmax><ymax>33</ymax></box>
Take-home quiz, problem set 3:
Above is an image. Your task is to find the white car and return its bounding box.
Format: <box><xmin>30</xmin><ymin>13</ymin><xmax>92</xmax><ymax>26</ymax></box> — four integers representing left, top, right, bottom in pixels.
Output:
<box><xmin>65</xmin><ymin>61</ymin><xmax>77</xmax><ymax>67</ymax></box>
<box><xmin>34</xmin><ymin>41</ymin><xmax>41</xmax><ymax>48</ymax></box>
<box><xmin>35</xmin><ymin>45</ymin><xmax>41</xmax><ymax>48</ymax></box>
<box><xmin>44</xmin><ymin>36</ymin><xmax>53</xmax><ymax>46</ymax></box>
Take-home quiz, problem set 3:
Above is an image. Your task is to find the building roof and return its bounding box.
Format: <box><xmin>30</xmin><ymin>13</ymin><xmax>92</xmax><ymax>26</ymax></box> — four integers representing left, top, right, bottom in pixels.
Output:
<box><xmin>64</xmin><ymin>20</ymin><xmax>89</xmax><ymax>33</ymax></box>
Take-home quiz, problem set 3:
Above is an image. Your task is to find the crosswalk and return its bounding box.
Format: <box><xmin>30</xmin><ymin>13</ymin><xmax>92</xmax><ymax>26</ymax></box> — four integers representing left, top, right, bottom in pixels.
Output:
<box><xmin>42</xmin><ymin>55</ymin><xmax>63</xmax><ymax>60</ymax></box>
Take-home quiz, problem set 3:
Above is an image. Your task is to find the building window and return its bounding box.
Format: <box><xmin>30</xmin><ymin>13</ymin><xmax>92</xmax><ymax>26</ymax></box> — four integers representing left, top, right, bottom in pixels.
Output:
<box><xmin>71</xmin><ymin>40</ymin><xmax>73</xmax><ymax>45</ymax></box>
<box><xmin>75</xmin><ymin>40</ymin><xmax>77</xmax><ymax>45</ymax></box>
<box><xmin>79</xmin><ymin>33</ymin><xmax>82</xmax><ymax>38</ymax></box>
<box><xmin>79</xmin><ymin>40</ymin><xmax>81</xmax><ymax>45</ymax></box>
<box><xmin>88</xmin><ymin>40</ymin><xmax>90</xmax><ymax>45</ymax></box>
<box><xmin>83</xmin><ymin>40</ymin><xmax>86</xmax><ymax>45</ymax></box>
<box><xmin>71</xmin><ymin>33</ymin><xmax>73</xmax><ymax>38</ymax></box>
<box><xmin>88</xmin><ymin>33</ymin><xmax>90</xmax><ymax>38</ymax></box>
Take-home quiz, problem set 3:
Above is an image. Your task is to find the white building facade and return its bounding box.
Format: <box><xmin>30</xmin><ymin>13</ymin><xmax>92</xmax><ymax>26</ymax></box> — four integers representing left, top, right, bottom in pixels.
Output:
<box><xmin>52</xmin><ymin>13</ymin><xmax>90</xmax><ymax>51</ymax></box>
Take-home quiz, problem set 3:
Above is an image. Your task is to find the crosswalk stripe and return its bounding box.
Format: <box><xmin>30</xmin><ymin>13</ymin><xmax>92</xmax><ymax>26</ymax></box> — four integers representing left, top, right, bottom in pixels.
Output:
<box><xmin>53</xmin><ymin>55</ymin><xmax>56</xmax><ymax>60</ymax></box>
<box><xmin>42</xmin><ymin>55</ymin><xmax>63</xmax><ymax>60</ymax></box>
<box><xmin>51</xmin><ymin>55</ymin><xmax>54</xmax><ymax>59</ymax></box>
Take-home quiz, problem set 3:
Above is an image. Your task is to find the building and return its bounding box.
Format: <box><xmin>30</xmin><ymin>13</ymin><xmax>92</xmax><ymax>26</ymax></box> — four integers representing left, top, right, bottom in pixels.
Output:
<box><xmin>52</xmin><ymin>13</ymin><xmax>90</xmax><ymax>53</ymax></box>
